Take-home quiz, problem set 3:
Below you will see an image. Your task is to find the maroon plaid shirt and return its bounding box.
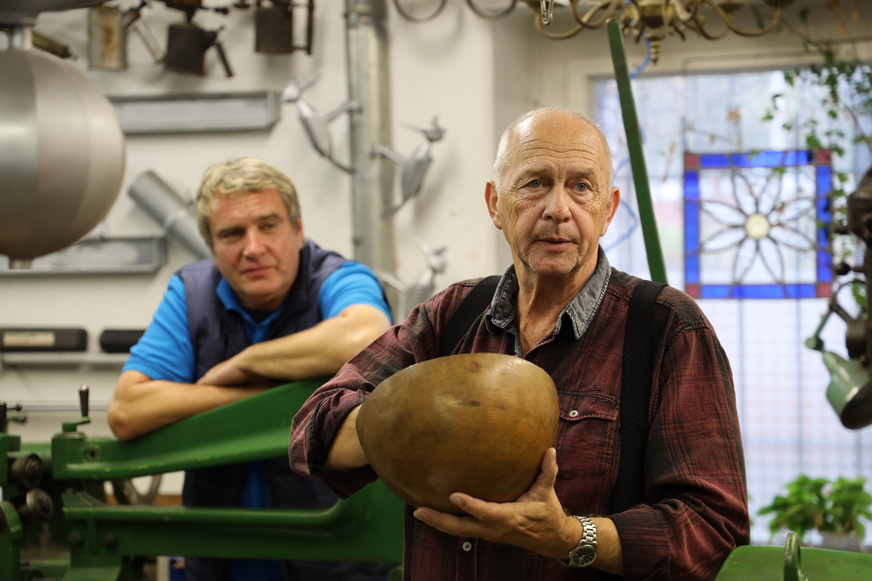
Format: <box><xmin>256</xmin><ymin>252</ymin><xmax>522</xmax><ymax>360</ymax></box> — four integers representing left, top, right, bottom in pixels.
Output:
<box><xmin>290</xmin><ymin>252</ymin><xmax>749</xmax><ymax>580</ymax></box>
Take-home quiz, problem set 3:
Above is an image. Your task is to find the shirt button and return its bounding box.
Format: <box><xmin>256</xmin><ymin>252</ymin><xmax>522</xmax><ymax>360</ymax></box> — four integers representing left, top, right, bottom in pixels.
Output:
<box><xmin>568</xmin><ymin>409</ymin><xmax>579</xmax><ymax>418</ymax></box>
<box><xmin>462</xmin><ymin>541</ymin><xmax>472</xmax><ymax>552</ymax></box>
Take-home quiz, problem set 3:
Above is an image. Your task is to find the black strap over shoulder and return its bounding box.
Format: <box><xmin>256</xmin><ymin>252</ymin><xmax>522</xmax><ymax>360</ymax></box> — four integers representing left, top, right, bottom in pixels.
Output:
<box><xmin>441</xmin><ymin>274</ymin><xmax>666</xmax><ymax>515</ymax></box>
<box><xmin>440</xmin><ymin>275</ymin><xmax>500</xmax><ymax>356</ymax></box>
<box><xmin>610</xmin><ymin>280</ymin><xmax>667</xmax><ymax>514</ymax></box>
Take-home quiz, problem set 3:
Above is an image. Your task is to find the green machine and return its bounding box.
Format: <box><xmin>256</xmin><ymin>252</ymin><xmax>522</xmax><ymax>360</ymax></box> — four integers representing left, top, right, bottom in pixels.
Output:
<box><xmin>1</xmin><ymin>381</ymin><xmax>404</xmax><ymax>580</ymax></box>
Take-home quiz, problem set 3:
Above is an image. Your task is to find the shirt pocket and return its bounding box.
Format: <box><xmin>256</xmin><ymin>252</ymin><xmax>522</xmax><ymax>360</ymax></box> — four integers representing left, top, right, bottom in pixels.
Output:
<box><xmin>554</xmin><ymin>390</ymin><xmax>619</xmax><ymax>480</ymax></box>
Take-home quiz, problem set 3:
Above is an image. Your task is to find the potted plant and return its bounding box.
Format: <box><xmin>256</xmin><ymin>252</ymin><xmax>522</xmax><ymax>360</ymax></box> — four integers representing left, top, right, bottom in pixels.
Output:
<box><xmin>758</xmin><ymin>475</ymin><xmax>872</xmax><ymax>551</ymax></box>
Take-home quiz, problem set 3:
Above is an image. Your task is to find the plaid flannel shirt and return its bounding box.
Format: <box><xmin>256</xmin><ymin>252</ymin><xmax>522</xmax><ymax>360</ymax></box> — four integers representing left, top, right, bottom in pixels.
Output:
<box><xmin>290</xmin><ymin>250</ymin><xmax>750</xmax><ymax>580</ymax></box>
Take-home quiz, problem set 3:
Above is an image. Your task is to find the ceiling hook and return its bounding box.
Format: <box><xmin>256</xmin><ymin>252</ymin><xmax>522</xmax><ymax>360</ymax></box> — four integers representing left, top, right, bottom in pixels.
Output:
<box><xmin>540</xmin><ymin>0</ymin><xmax>554</xmax><ymax>25</ymax></box>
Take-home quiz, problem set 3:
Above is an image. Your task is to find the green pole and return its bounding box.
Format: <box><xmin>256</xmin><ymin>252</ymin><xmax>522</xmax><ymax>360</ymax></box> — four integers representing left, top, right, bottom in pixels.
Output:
<box><xmin>606</xmin><ymin>19</ymin><xmax>668</xmax><ymax>284</ymax></box>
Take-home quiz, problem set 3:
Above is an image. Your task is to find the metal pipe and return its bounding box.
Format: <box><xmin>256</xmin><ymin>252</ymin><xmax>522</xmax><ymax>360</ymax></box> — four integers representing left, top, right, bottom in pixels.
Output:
<box><xmin>128</xmin><ymin>170</ymin><xmax>211</xmax><ymax>260</ymax></box>
<box><xmin>344</xmin><ymin>0</ymin><xmax>395</xmax><ymax>275</ymax></box>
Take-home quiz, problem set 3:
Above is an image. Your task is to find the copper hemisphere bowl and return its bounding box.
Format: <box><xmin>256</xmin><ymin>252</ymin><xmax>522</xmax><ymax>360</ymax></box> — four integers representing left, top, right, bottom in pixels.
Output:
<box><xmin>356</xmin><ymin>353</ymin><xmax>559</xmax><ymax>515</ymax></box>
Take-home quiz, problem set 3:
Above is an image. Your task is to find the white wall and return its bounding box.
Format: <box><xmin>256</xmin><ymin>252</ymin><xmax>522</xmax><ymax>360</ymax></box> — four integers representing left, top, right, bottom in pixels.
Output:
<box><xmin>1</xmin><ymin>0</ymin><xmax>868</xmax><ymax>452</ymax></box>
<box><xmin>1</xmin><ymin>1</ymin><xmax>504</xmax><ymax>442</ymax></box>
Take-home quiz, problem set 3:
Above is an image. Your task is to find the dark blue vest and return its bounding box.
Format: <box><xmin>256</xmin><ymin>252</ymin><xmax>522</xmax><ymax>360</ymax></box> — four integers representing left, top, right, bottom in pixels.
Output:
<box><xmin>180</xmin><ymin>240</ymin><xmax>347</xmax><ymax>382</ymax></box>
<box><xmin>177</xmin><ymin>241</ymin><xmax>392</xmax><ymax>580</ymax></box>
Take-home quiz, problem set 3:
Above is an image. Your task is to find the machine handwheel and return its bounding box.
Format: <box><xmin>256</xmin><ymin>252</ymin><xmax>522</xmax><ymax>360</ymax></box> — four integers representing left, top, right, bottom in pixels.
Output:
<box><xmin>111</xmin><ymin>475</ymin><xmax>163</xmax><ymax>505</ymax></box>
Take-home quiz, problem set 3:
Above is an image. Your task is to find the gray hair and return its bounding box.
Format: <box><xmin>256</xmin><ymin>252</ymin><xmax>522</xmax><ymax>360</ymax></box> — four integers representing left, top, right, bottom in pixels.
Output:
<box><xmin>195</xmin><ymin>157</ymin><xmax>301</xmax><ymax>244</ymax></box>
<box><xmin>491</xmin><ymin>106</ymin><xmax>614</xmax><ymax>193</ymax></box>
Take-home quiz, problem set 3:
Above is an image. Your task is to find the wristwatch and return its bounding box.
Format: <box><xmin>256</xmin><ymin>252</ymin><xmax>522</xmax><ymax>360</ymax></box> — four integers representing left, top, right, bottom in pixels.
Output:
<box><xmin>562</xmin><ymin>515</ymin><xmax>597</xmax><ymax>568</ymax></box>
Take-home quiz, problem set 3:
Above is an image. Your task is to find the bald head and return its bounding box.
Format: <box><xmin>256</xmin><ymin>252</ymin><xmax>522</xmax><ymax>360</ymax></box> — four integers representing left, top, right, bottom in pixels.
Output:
<box><xmin>492</xmin><ymin>107</ymin><xmax>614</xmax><ymax>194</ymax></box>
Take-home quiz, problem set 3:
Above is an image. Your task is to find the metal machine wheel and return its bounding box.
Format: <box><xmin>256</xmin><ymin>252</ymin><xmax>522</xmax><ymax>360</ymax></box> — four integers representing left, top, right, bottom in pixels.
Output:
<box><xmin>111</xmin><ymin>475</ymin><xmax>163</xmax><ymax>505</ymax></box>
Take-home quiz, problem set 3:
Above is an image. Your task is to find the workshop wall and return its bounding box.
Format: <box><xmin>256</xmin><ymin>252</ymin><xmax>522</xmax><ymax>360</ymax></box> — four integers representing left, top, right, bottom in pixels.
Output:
<box><xmin>1</xmin><ymin>0</ymin><xmax>863</xmax><ymax>493</ymax></box>
<box><xmin>1</xmin><ymin>1</ymin><xmax>507</xmax><ymax>447</ymax></box>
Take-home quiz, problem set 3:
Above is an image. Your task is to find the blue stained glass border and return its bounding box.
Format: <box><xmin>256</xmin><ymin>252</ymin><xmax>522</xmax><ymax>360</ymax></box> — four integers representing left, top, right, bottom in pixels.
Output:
<box><xmin>683</xmin><ymin>150</ymin><xmax>833</xmax><ymax>299</ymax></box>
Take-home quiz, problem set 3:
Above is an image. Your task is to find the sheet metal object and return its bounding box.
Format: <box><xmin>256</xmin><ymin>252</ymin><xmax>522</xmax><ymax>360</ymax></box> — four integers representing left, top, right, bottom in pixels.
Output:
<box><xmin>255</xmin><ymin>0</ymin><xmax>315</xmax><ymax>54</ymax></box>
<box><xmin>372</xmin><ymin>117</ymin><xmax>446</xmax><ymax>217</ymax></box>
<box><xmin>1</xmin><ymin>380</ymin><xmax>403</xmax><ymax>581</ymax></box>
<box><xmin>164</xmin><ymin>21</ymin><xmax>233</xmax><ymax>76</ymax></box>
<box><xmin>0</xmin><ymin>30</ymin><xmax>125</xmax><ymax>269</ymax></box>
<box><xmin>378</xmin><ymin>238</ymin><xmax>447</xmax><ymax>318</ymax></box>
<box><xmin>281</xmin><ymin>75</ymin><xmax>361</xmax><ymax>173</ymax></box>
<box><xmin>87</xmin><ymin>3</ymin><xmax>163</xmax><ymax>70</ymax></box>
<box><xmin>162</xmin><ymin>1</ymin><xmax>233</xmax><ymax>76</ymax></box>
<box><xmin>127</xmin><ymin>170</ymin><xmax>211</xmax><ymax>260</ymax></box>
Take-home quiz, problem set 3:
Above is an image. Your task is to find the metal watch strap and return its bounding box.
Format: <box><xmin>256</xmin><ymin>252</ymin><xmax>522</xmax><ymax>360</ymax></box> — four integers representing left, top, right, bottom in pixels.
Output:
<box><xmin>560</xmin><ymin>515</ymin><xmax>597</xmax><ymax>568</ymax></box>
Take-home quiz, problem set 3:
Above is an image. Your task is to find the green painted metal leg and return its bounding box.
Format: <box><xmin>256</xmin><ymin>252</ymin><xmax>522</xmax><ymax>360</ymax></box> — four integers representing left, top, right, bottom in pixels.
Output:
<box><xmin>606</xmin><ymin>19</ymin><xmax>668</xmax><ymax>285</ymax></box>
<box><xmin>1</xmin><ymin>502</ymin><xmax>23</xmax><ymax>581</ymax></box>
<box><xmin>783</xmin><ymin>532</ymin><xmax>808</xmax><ymax>581</ymax></box>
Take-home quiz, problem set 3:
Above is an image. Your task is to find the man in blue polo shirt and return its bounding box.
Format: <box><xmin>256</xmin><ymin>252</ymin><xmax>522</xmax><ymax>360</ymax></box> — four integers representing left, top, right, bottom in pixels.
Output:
<box><xmin>108</xmin><ymin>157</ymin><xmax>394</xmax><ymax>581</ymax></box>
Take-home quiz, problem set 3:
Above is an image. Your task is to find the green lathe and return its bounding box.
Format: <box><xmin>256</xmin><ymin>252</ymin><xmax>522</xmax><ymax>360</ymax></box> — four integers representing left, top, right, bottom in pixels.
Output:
<box><xmin>1</xmin><ymin>380</ymin><xmax>403</xmax><ymax>581</ymax></box>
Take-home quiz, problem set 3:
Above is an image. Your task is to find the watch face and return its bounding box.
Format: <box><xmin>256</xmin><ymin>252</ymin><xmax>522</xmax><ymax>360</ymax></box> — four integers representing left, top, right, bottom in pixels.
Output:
<box><xmin>569</xmin><ymin>544</ymin><xmax>596</xmax><ymax>567</ymax></box>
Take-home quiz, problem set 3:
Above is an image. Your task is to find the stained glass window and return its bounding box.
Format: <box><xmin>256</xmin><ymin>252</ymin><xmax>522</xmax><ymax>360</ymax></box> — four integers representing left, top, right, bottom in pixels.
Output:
<box><xmin>595</xmin><ymin>68</ymin><xmax>872</xmax><ymax>546</ymax></box>
<box><xmin>683</xmin><ymin>149</ymin><xmax>833</xmax><ymax>299</ymax></box>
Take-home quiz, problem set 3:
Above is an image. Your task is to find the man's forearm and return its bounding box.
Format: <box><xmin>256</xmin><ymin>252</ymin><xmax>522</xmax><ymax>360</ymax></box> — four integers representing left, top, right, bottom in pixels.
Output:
<box><xmin>109</xmin><ymin>371</ymin><xmax>266</xmax><ymax>440</ymax></box>
<box><xmin>325</xmin><ymin>405</ymin><xmax>369</xmax><ymax>469</ymax></box>
<box><xmin>227</xmin><ymin>305</ymin><xmax>391</xmax><ymax>382</ymax></box>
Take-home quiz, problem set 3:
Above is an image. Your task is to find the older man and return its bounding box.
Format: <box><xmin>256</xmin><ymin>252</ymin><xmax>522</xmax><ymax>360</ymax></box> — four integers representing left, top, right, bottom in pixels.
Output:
<box><xmin>290</xmin><ymin>108</ymin><xmax>750</xmax><ymax>580</ymax></box>
<box><xmin>109</xmin><ymin>158</ymin><xmax>394</xmax><ymax>581</ymax></box>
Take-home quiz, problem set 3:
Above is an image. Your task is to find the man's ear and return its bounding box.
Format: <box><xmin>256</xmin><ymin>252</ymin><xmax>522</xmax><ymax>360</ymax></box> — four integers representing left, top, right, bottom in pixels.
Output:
<box><xmin>600</xmin><ymin>186</ymin><xmax>621</xmax><ymax>237</ymax></box>
<box><xmin>485</xmin><ymin>181</ymin><xmax>502</xmax><ymax>230</ymax></box>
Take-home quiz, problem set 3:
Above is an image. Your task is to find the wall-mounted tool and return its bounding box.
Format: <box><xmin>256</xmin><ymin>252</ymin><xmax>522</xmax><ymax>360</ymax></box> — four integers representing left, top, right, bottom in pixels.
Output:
<box><xmin>372</xmin><ymin>117</ymin><xmax>445</xmax><ymax>216</ymax></box>
<box><xmin>255</xmin><ymin>0</ymin><xmax>315</xmax><ymax>54</ymax></box>
<box><xmin>282</xmin><ymin>75</ymin><xmax>360</xmax><ymax>173</ymax></box>
<box><xmin>162</xmin><ymin>0</ymin><xmax>233</xmax><ymax>76</ymax></box>
<box><xmin>87</xmin><ymin>1</ymin><xmax>163</xmax><ymax>70</ymax></box>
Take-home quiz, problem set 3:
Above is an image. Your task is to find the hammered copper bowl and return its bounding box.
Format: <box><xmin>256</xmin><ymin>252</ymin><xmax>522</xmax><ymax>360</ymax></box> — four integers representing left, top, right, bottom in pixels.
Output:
<box><xmin>356</xmin><ymin>353</ymin><xmax>559</xmax><ymax>515</ymax></box>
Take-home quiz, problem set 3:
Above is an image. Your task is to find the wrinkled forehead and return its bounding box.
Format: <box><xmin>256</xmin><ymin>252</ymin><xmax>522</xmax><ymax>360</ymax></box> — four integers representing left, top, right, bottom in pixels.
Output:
<box><xmin>505</xmin><ymin>114</ymin><xmax>609</xmax><ymax>182</ymax></box>
<box><xmin>514</xmin><ymin>113</ymin><xmax>606</xmax><ymax>155</ymax></box>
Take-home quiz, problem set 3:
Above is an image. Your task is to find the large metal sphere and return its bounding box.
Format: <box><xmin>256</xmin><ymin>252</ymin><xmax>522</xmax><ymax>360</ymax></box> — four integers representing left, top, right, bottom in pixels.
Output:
<box><xmin>357</xmin><ymin>353</ymin><xmax>559</xmax><ymax>515</ymax></box>
<box><xmin>0</xmin><ymin>48</ymin><xmax>125</xmax><ymax>264</ymax></box>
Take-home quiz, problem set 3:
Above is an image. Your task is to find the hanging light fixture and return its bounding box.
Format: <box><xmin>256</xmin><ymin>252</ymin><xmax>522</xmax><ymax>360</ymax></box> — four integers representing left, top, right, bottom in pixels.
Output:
<box><xmin>524</xmin><ymin>0</ymin><xmax>795</xmax><ymax>63</ymax></box>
